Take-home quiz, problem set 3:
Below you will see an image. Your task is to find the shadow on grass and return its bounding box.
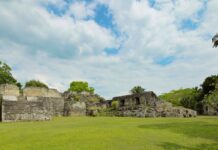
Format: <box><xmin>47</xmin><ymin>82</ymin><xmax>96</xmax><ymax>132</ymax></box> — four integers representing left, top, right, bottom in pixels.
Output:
<box><xmin>138</xmin><ymin>122</ymin><xmax>218</xmax><ymax>141</ymax></box>
<box><xmin>160</xmin><ymin>142</ymin><xmax>218</xmax><ymax>150</ymax></box>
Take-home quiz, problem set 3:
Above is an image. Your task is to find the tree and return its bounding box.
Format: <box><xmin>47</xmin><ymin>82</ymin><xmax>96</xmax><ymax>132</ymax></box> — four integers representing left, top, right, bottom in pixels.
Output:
<box><xmin>201</xmin><ymin>75</ymin><xmax>218</xmax><ymax>95</ymax></box>
<box><xmin>0</xmin><ymin>61</ymin><xmax>21</xmax><ymax>89</ymax></box>
<box><xmin>159</xmin><ymin>88</ymin><xmax>200</xmax><ymax>108</ymax></box>
<box><xmin>130</xmin><ymin>86</ymin><xmax>145</xmax><ymax>94</ymax></box>
<box><xmin>69</xmin><ymin>81</ymin><xmax>95</xmax><ymax>94</ymax></box>
<box><xmin>180</xmin><ymin>91</ymin><xmax>199</xmax><ymax>110</ymax></box>
<box><xmin>204</xmin><ymin>90</ymin><xmax>218</xmax><ymax>107</ymax></box>
<box><xmin>25</xmin><ymin>80</ymin><xmax>48</xmax><ymax>88</ymax></box>
<box><xmin>203</xmin><ymin>84</ymin><xmax>218</xmax><ymax>107</ymax></box>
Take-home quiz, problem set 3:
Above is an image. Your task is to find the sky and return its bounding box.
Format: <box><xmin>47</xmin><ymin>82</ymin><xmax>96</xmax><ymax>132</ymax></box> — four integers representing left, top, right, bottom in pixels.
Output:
<box><xmin>0</xmin><ymin>0</ymin><xmax>218</xmax><ymax>99</ymax></box>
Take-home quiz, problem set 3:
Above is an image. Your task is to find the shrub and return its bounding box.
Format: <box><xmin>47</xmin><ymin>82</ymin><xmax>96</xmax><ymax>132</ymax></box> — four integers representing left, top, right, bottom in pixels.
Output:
<box><xmin>111</xmin><ymin>100</ymin><xmax>119</xmax><ymax>110</ymax></box>
<box><xmin>25</xmin><ymin>80</ymin><xmax>48</xmax><ymax>88</ymax></box>
<box><xmin>69</xmin><ymin>81</ymin><xmax>95</xmax><ymax>94</ymax></box>
<box><xmin>130</xmin><ymin>86</ymin><xmax>145</xmax><ymax>94</ymax></box>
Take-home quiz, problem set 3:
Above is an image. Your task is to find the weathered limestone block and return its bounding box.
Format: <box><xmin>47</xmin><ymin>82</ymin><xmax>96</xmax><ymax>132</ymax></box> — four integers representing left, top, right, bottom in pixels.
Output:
<box><xmin>63</xmin><ymin>91</ymin><xmax>105</xmax><ymax>116</ymax></box>
<box><xmin>23</xmin><ymin>87</ymin><xmax>62</xmax><ymax>98</ymax></box>
<box><xmin>23</xmin><ymin>87</ymin><xmax>48</xmax><ymax>97</ymax></box>
<box><xmin>26</xmin><ymin>96</ymin><xmax>38</xmax><ymax>101</ymax></box>
<box><xmin>169</xmin><ymin>107</ymin><xmax>197</xmax><ymax>117</ymax></box>
<box><xmin>2</xmin><ymin>95</ymin><xmax>17</xmax><ymax>101</ymax></box>
<box><xmin>64</xmin><ymin>101</ymin><xmax>86</xmax><ymax>116</ymax></box>
<box><xmin>1</xmin><ymin>100</ymin><xmax>52</xmax><ymax>122</ymax></box>
<box><xmin>1</xmin><ymin>96</ymin><xmax>64</xmax><ymax>122</ymax></box>
<box><xmin>47</xmin><ymin>89</ymin><xmax>62</xmax><ymax>98</ymax></box>
<box><xmin>0</xmin><ymin>84</ymin><xmax>19</xmax><ymax>96</ymax></box>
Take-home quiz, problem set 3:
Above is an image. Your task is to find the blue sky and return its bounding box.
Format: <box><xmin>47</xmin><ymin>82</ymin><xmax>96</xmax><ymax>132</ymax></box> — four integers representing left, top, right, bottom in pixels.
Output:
<box><xmin>0</xmin><ymin>0</ymin><xmax>217</xmax><ymax>98</ymax></box>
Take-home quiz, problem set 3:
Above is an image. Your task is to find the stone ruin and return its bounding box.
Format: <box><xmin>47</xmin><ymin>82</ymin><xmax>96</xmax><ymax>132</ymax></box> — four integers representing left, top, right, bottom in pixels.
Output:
<box><xmin>105</xmin><ymin>92</ymin><xmax>197</xmax><ymax>117</ymax></box>
<box><xmin>0</xmin><ymin>84</ymin><xmax>197</xmax><ymax>122</ymax></box>
<box><xmin>203</xmin><ymin>104</ymin><xmax>218</xmax><ymax>116</ymax></box>
<box><xmin>0</xmin><ymin>84</ymin><xmax>64</xmax><ymax>122</ymax></box>
<box><xmin>0</xmin><ymin>84</ymin><xmax>105</xmax><ymax>122</ymax></box>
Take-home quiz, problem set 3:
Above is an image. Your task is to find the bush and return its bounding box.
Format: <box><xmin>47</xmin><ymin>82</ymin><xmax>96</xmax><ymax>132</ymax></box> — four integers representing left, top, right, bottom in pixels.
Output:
<box><xmin>203</xmin><ymin>84</ymin><xmax>218</xmax><ymax>107</ymax></box>
<box><xmin>111</xmin><ymin>100</ymin><xmax>119</xmax><ymax>110</ymax></box>
<box><xmin>130</xmin><ymin>86</ymin><xmax>145</xmax><ymax>94</ymax></box>
<box><xmin>69</xmin><ymin>81</ymin><xmax>95</xmax><ymax>94</ymax></box>
<box><xmin>25</xmin><ymin>80</ymin><xmax>48</xmax><ymax>88</ymax></box>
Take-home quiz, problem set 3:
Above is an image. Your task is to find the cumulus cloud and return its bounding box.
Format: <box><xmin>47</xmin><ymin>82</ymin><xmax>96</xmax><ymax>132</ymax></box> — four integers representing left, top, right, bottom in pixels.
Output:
<box><xmin>67</xmin><ymin>1</ymin><xmax>96</xmax><ymax>20</ymax></box>
<box><xmin>0</xmin><ymin>0</ymin><xmax>218</xmax><ymax>99</ymax></box>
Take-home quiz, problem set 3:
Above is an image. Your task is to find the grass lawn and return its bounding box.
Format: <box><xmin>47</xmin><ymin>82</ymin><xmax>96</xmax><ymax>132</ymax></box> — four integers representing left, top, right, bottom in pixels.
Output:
<box><xmin>0</xmin><ymin>116</ymin><xmax>218</xmax><ymax>150</ymax></box>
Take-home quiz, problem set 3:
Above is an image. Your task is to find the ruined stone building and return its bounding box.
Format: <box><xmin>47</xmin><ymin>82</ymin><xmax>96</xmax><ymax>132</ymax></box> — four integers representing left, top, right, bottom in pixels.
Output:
<box><xmin>0</xmin><ymin>84</ymin><xmax>104</xmax><ymax>122</ymax></box>
<box><xmin>106</xmin><ymin>92</ymin><xmax>197</xmax><ymax>117</ymax></box>
<box><xmin>0</xmin><ymin>84</ymin><xmax>197</xmax><ymax>122</ymax></box>
<box><xmin>0</xmin><ymin>84</ymin><xmax>64</xmax><ymax>122</ymax></box>
<box><xmin>203</xmin><ymin>104</ymin><xmax>218</xmax><ymax>116</ymax></box>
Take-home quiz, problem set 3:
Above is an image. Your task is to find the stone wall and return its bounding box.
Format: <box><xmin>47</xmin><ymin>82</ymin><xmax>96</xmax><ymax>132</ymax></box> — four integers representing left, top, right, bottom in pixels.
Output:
<box><xmin>1</xmin><ymin>96</ymin><xmax>64</xmax><ymax>122</ymax></box>
<box><xmin>23</xmin><ymin>87</ymin><xmax>62</xmax><ymax>98</ymax></box>
<box><xmin>0</xmin><ymin>84</ymin><xmax>20</xmax><ymax>96</ymax></box>
<box><xmin>64</xmin><ymin>101</ymin><xmax>86</xmax><ymax>116</ymax></box>
<box><xmin>0</xmin><ymin>85</ymin><xmax>64</xmax><ymax>122</ymax></box>
<box><xmin>63</xmin><ymin>91</ymin><xmax>105</xmax><ymax>116</ymax></box>
<box><xmin>1</xmin><ymin>99</ymin><xmax>52</xmax><ymax>122</ymax></box>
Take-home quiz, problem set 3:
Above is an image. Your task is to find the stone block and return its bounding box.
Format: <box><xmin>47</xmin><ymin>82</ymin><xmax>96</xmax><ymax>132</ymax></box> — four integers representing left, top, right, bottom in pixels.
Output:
<box><xmin>2</xmin><ymin>95</ymin><xmax>17</xmax><ymax>101</ymax></box>
<box><xmin>0</xmin><ymin>84</ymin><xmax>19</xmax><ymax>96</ymax></box>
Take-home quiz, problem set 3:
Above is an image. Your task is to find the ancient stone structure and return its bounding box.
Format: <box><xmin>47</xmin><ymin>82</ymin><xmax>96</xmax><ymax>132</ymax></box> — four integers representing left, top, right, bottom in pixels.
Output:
<box><xmin>0</xmin><ymin>84</ymin><xmax>64</xmax><ymax>122</ymax></box>
<box><xmin>203</xmin><ymin>104</ymin><xmax>218</xmax><ymax>116</ymax></box>
<box><xmin>106</xmin><ymin>92</ymin><xmax>197</xmax><ymax>117</ymax></box>
<box><xmin>63</xmin><ymin>91</ymin><xmax>105</xmax><ymax>116</ymax></box>
<box><xmin>0</xmin><ymin>84</ymin><xmax>197</xmax><ymax>122</ymax></box>
<box><xmin>23</xmin><ymin>87</ymin><xmax>62</xmax><ymax>98</ymax></box>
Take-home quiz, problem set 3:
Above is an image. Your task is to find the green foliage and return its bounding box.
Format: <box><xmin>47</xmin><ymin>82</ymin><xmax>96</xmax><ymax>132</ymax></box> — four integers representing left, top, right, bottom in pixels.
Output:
<box><xmin>180</xmin><ymin>95</ymin><xmax>198</xmax><ymax>110</ymax></box>
<box><xmin>0</xmin><ymin>61</ymin><xmax>21</xmax><ymax>88</ymax></box>
<box><xmin>201</xmin><ymin>75</ymin><xmax>218</xmax><ymax>95</ymax></box>
<box><xmin>159</xmin><ymin>75</ymin><xmax>218</xmax><ymax>114</ymax></box>
<box><xmin>111</xmin><ymin>100</ymin><xmax>119</xmax><ymax>110</ymax></box>
<box><xmin>203</xmin><ymin>84</ymin><xmax>218</xmax><ymax>107</ymax></box>
<box><xmin>72</xmin><ymin>95</ymin><xmax>81</xmax><ymax>101</ymax></box>
<box><xmin>25</xmin><ymin>80</ymin><xmax>48</xmax><ymax>88</ymax></box>
<box><xmin>88</xmin><ymin>97</ymin><xmax>99</xmax><ymax>102</ymax></box>
<box><xmin>130</xmin><ymin>86</ymin><xmax>145</xmax><ymax>94</ymax></box>
<box><xmin>159</xmin><ymin>88</ymin><xmax>200</xmax><ymax>109</ymax></box>
<box><xmin>69</xmin><ymin>81</ymin><xmax>95</xmax><ymax>94</ymax></box>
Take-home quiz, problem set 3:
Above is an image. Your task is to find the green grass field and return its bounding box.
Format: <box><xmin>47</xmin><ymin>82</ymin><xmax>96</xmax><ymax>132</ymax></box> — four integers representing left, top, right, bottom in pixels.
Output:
<box><xmin>0</xmin><ymin>116</ymin><xmax>218</xmax><ymax>150</ymax></box>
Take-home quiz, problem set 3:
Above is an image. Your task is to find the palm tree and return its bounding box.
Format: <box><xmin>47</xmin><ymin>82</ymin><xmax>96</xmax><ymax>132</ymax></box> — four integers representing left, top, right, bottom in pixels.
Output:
<box><xmin>212</xmin><ymin>33</ymin><xmax>218</xmax><ymax>48</ymax></box>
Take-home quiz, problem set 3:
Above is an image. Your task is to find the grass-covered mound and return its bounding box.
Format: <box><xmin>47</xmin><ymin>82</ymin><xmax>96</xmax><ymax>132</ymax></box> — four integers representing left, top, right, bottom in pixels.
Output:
<box><xmin>0</xmin><ymin>117</ymin><xmax>218</xmax><ymax>150</ymax></box>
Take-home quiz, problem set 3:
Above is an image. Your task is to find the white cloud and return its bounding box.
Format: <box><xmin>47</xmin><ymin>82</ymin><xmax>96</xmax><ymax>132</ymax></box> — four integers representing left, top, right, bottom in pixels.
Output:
<box><xmin>67</xmin><ymin>1</ymin><xmax>96</xmax><ymax>20</ymax></box>
<box><xmin>0</xmin><ymin>0</ymin><xmax>218</xmax><ymax>99</ymax></box>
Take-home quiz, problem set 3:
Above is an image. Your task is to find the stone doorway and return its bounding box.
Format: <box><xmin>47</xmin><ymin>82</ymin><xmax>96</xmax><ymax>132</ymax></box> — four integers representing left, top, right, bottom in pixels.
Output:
<box><xmin>120</xmin><ymin>99</ymin><xmax>125</xmax><ymax>107</ymax></box>
<box><xmin>135</xmin><ymin>97</ymin><xmax>140</xmax><ymax>105</ymax></box>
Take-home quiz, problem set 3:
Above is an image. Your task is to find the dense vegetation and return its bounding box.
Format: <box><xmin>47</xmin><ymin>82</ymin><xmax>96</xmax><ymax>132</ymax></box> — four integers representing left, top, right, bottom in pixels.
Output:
<box><xmin>69</xmin><ymin>81</ymin><xmax>94</xmax><ymax>94</ymax></box>
<box><xmin>0</xmin><ymin>116</ymin><xmax>217</xmax><ymax>150</ymax></box>
<box><xmin>130</xmin><ymin>86</ymin><xmax>145</xmax><ymax>94</ymax></box>
<box><xmin>159</xmin><ymin>75</ymin><xmax>218</xmax><ymax>114</ymax></box>
<box><xmin>25</xmin><ymin>80</ymin><xmax>48</xmax><ymax>89</ymax></box>
<box><xmin>0</xmin><ymin>61</ymin><xmax>21</xmax><ymax>89</ymax></box>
